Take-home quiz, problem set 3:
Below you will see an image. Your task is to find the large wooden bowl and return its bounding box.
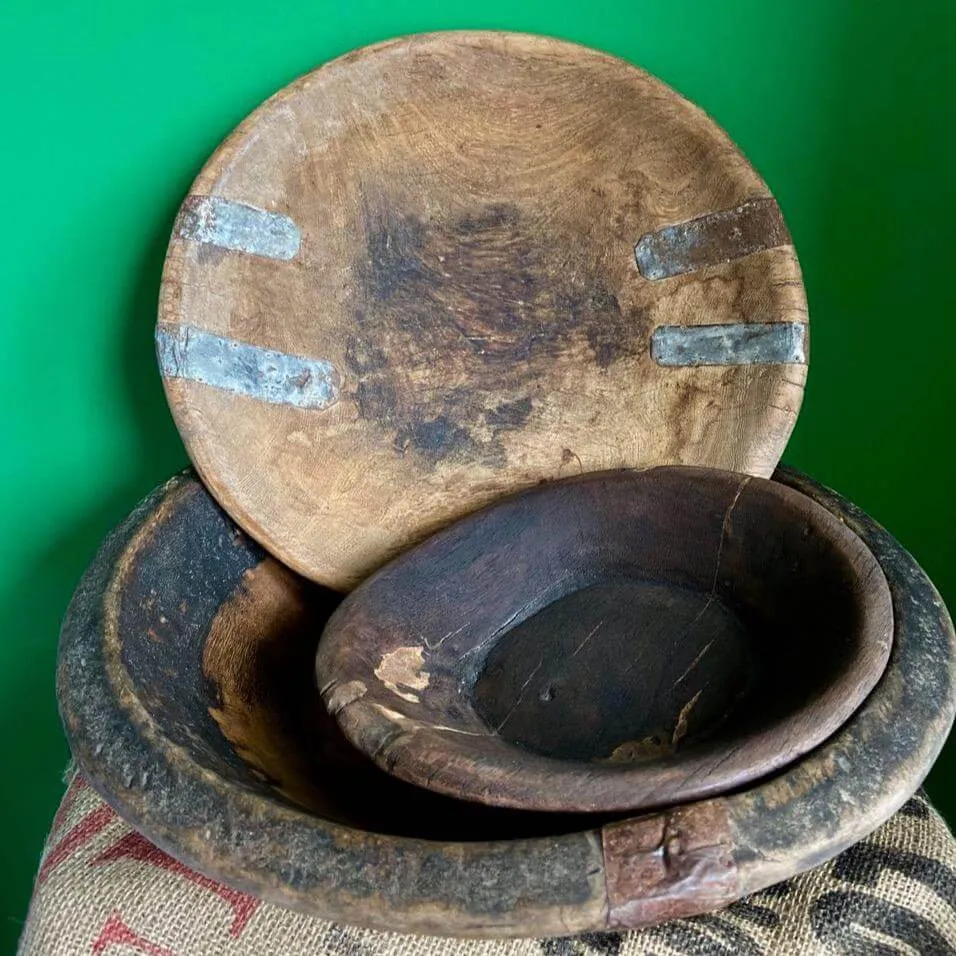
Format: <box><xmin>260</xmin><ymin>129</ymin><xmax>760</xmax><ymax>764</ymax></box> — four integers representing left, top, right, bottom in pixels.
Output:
<box><xmin>58</xmin><ymin>469</ymin><xmax>955</xmax><ymax>937</ymax></box>
<box><xmin>315</xmin><ymin>467</ymin><xmax>893</xmax><ymax>813</ymax></box>
<box><xmin>158</xmin><ymin>31</ymin><xmax>809</xmax><ymax>591</ymax></box>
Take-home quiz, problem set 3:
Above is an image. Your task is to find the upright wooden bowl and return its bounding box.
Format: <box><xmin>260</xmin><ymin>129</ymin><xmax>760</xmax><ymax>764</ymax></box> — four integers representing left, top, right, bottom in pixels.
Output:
<box><xmin>316</xmin><ymin>467</ymin><xmax>893</xmax><ymax>813</ymax></box>
<box><xmin>158</xmin><ymin>31</ymin><xmax>809</xmax><ymax>591</ymax></box>
<box><xmin>57</xmin><ymin>469</ymin><xmax>955</xmax><ymax>937</ymax></box>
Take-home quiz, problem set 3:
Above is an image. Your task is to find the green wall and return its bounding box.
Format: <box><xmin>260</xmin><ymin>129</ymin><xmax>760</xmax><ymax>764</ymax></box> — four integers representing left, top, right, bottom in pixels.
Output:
<box><xmin>3</xmin><ymin>0</ymin><xmax>955</xmax><ymax>946</ymax></box>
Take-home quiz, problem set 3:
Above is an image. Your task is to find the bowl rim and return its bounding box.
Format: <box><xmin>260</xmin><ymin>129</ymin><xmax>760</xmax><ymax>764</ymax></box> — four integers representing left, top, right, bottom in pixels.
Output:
<box><xmin>316</xmin><ymin>465</ymin><xmax>895</xmax><ymax>813</ymax></box>
<box><xmin>57</xmin><ymin>465</ymin><xmax>956</xmax><ymax>938</ymax></box>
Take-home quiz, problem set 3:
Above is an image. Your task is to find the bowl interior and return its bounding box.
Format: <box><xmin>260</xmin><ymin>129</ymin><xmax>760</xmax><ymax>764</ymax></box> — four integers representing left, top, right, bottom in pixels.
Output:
<box><xmin>116</xmin><ymin>482</ymin><xmax>607</xmax><ymax>840</ymax></box>
<box><xmin>473</xmin><ymin>577</ymin><xmax>755</xmax><ymax>762</ymax></box>
<box><xmin>317</xmin><ymin>467</ymin><xmax>892</xmax><ymax>811</ymax></box>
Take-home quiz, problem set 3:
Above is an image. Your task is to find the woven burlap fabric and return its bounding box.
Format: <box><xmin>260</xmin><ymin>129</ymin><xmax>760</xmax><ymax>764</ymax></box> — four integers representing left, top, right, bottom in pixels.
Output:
<box><xmin>18</xmin><ymin>776</ymin><xmax>956</xmax><ymax>955</ymax></box>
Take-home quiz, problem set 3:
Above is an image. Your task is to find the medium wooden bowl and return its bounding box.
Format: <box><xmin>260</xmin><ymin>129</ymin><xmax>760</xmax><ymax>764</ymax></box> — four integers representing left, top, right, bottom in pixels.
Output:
<box><xmin>58</xmin><ymin>468</ymin><xmax>955</xmax><ymax>937</ymax></box>
<box><xmin>316</xmin><ymin>467</ymin><xmax>893</xmax><ymax>812</ymax></box>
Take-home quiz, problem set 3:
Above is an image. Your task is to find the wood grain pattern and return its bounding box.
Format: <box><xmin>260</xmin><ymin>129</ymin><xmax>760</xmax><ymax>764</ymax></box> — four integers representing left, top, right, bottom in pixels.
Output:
<box><xmin>158</xmin><ymin>31</ymin><xmax>808</xmax><ymax>589</ymax></box>
<box><xmin>316</xmin><ymin>467</ymin><xmax>893</xmax><ymax>813</ymax></box>
<box><xmin>56</xmin><ymin>469</ymin><xmax>956</xmax><ymax>937</ymax></box>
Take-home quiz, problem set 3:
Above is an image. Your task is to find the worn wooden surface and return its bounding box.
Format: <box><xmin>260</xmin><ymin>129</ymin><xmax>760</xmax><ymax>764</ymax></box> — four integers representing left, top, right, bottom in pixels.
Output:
<box><xmin>317</xmin><ymin>467</ymin><xmax>892</xmax><ymax>812</ymax></box>
<box><xmin>57</xmin><ymin>469</ymin><xmax>954</xmax><ymax>936</ymax></box>
<box><xmin>158</xmin><ymin>32</ymin><xmax>808</xmax><ymax>590</ymax></box>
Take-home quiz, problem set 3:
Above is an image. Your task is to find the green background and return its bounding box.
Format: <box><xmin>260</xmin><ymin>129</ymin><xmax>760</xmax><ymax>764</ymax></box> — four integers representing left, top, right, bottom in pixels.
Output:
<box><xmin>2</xmin><ymin>0</ymin><xmax>954</xmax><ymax>947</ymax></box>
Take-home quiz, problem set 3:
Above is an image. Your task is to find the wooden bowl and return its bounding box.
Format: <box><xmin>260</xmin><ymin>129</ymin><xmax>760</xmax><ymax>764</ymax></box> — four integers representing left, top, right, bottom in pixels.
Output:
<box><xmin>158</xmin><ymin>31</ymin><xmax>809</xmax><ymax>591</ymax></box>
<box><xmin>57</xmin><ymin>468</ymin><xmax>955</xmax><ymax>937</ymax></box>
<box><xmin>316</xmin><ymin>467</ymin><xmax>893</xmax><ymax>812</ymax></box>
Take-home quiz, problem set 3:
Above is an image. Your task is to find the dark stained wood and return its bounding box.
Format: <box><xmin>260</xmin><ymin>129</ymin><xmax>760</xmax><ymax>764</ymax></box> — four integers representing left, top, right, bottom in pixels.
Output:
<box><xmin>56</xmin><ymin>469</ymin><xmax>956</xmax><ymax>937</ymax></box>
<box><xmin>158</xmin><ymin>31</ymin><xmax>808</xmax><ymax>591</ymax></box>
<box><xmin>316</xmin><ymin>466</ymin><xmax>894</xmax><ymax>812</ymax></box>
<box><xmin>473</xmin><ymin>579</ymin><xmax>753</xmax><ymax>764</ymax></box>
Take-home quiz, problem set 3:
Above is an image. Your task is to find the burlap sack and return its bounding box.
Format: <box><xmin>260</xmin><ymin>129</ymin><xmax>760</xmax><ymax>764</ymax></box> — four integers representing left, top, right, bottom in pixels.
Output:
<box><xmin>18</xmin><ymin>774</ymin><xmax>956</xmax><ymax>955</ymax></box>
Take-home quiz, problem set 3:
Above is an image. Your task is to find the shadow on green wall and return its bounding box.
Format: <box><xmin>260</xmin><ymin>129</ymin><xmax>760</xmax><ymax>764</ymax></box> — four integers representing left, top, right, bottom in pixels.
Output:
<box><xmin>0</xmin><ymin>212</ymin><xmax>187</xmax><ymax>937</ymax></box>
<box><xmin>780</xmin><ymin>6</ymin><xmax>956</xmax><ymax>816</ymax></box>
